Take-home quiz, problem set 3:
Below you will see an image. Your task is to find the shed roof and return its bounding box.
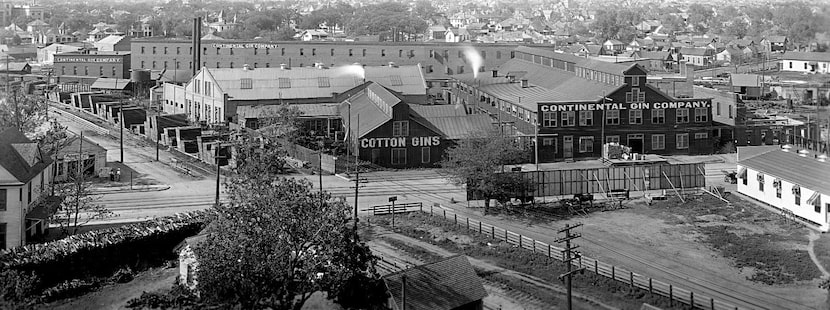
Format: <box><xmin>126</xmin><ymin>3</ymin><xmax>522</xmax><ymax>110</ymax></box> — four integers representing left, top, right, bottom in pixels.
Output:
<box><xmin>738</xmin><ymin>147</ymin><xmax>830</xmax><ymax>195</ymax></box>
<box><xmin>57</xmin><ymin>135</ymin><xmax>107</xmax><ymax>157</ymax></box>
<box><xmin>383</xmin><ymin>255</ymin><xmax>487</xmax><ymax>310</ymax></box>
<box><xmin>0</xmin><ymin>128</ymin><xmax>52</xmax><ymax>185</ymax></box>
<box><xmin>782</xmin><ymin>51</ymin><xmax>830</xmax><ymax>63</ymax></box>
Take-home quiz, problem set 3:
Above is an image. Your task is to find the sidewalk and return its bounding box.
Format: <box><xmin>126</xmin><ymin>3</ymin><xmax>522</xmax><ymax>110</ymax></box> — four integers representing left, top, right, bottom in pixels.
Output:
<box><xmin>89</xmin><ymin>184</ymin><xmax>170</xmax><ymax>194</ymax></box>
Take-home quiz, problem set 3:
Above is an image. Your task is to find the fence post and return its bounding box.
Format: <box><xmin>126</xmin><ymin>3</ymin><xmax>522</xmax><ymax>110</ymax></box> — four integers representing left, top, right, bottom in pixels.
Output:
<box><xmin>419</xmin><ymin>203</ymin><xmax>423</xmax><ymax>212</ymax></box>
<box><xmin>548</xmin><ymin>244</ymin><xmax>551</xmax><ymax>258</ymax></box>
<box><xmin>466</xmin><ymin>218</ymin><xmax>469</xmax><ymax>230</ymax></box>
<box><xmin>611</xmin><ymin>266</ymin><xmax>615</xmax><ymax>280</ymax></box>
<box><xmin>519</xmin><ymin>236</ymin><xmax>523</xmax><ymax>248</ymax></box>
<box><xmin>479</xmin><ymin>221</ymin><xmax>482</xmax><ymax>233</ymax></box>
<box><xmin>629</xmin><ymin>271</ymin><xmax>634</xmax><ymax>288</ymax></box>
<box><xmin>443</xmin><ymin>210</ymin><xmax>446</xmax><ymax>219</ymax></box>
<box><xmin>532</xmin><ymin>240</ymin><xmax>536</xmax><ymax>252</ymax></box>
<box><xmin>492</xmin><ymin>226</ymin><xmax>495</xmax><ymax>239</ymax></box>
<box><xmin>710</xmin><ymin>298</ymin><xmax>714</xmax><ymax>310</ymax></box>
<box><xmin>648</xmin><ymin>278</ymin><xmax>652</xmax><ymax>294</ymax></box>
<box><xmin>454</xmin><ymin>214</ymin><xmax>457</xmax><ymax>225</ymax></box>
<box><xmin>669</xmin><ymin>285</ymin><xmax>673</xmax><ymax>307</ymax></box>
<box><xmin>505</xmin><ymin>230</ymin><xmax>508</xmax><ymax>242</ymax></box>
<box><xmin>690</xmin><ymin>291</ymin><xmax>694</xmax><ymax>309</ymax></box>
<box><xmin>594</xmin><ymin>260</ymin><xmax>598</xmax><ymax>273</ymax></box>
<box><xmin>430</xmin><ymin>205</ymin><xmax>433</xmax><ymax>216</ymax></box>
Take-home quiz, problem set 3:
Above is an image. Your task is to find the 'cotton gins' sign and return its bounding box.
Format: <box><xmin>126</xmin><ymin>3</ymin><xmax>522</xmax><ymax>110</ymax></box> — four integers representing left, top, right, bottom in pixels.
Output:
<box><xmin>360</xmin><ymin>136</ymin><xmax>440</xmax><ymax>148</ymax></box>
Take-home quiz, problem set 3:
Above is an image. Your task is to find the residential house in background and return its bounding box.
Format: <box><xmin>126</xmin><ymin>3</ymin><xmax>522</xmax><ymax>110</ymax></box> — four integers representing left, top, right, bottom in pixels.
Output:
<box><xmin>445</xmin><ymin>28</ymin><xmax>470</xmax><ymax>43</ymax></box>
<box><xmin>680</xmin><ymin>47</ymin><xmax>714</xmax><ymax>67</ymax></box>
<box><xmin>602</xmin><ymin>39</ymin><xmax>625</xmax><ymax>55</ymax></box>
<box><xmin>762</xmin><ymin>36</ymin><xmax>788</xmax><ymax>53</ymax></box>
<box><xmin>299</xmin><ymin>30</ymin><xmax>329</xmax><ymax>41</ymax></box>
<box><xmin>0</xmin><ymin>128</ymin><xmax>56</xmax><ymax>250</ymax></box>
<box><xmin>716</xmin><ymin>46</ymin><xmax>744</xmax><ymax>65</ymax></box>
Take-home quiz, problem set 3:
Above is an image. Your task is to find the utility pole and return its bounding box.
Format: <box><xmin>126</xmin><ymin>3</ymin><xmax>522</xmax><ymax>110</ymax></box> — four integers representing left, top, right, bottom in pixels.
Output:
<box><xmin>353</xmin><ymin>114</ymin><xmax>360</xmax><ymax>230</ymax></box>
<box><xmin>318</xmin><ymin>139</ymin><xmax>324</xmax><ymax>208</ymax></box>
<box><xmin>556</xmin><ymin>223</ymin><xmax>585</xmax><ymax>310</ymax></box>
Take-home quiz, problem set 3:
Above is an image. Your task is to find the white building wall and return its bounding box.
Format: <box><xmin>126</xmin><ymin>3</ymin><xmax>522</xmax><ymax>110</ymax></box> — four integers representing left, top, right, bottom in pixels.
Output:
<box><xmin>737</xmin><ymin>165</ymin><xmax>829</xmax><ymax>231</ymax></box>
<box><xmin>0</xmin><ymin>165</ymin><xmax>52</xmax><ymax>249</ymax></box>
<box><xmin>781</xmin><ymin>60</ymin><xmax>830</xmax><ymax>74</ymax></box>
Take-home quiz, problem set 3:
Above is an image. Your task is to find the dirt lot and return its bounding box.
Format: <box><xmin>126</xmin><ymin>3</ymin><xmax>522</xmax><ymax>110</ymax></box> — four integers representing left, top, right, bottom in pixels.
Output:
<box><xmin>437</xmin><ymin>189</ymin><xmax>830</xmax><ymax>310</ymax></box>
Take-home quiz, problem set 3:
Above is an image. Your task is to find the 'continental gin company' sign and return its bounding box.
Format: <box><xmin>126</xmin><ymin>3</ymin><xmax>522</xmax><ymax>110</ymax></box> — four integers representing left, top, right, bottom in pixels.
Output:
<box><xmin>212</xmin><ymin>43</ymin><xmax>280</xmax><ymax>49</ymax></box>
<box><xmin>54</xmin><ymin>57</ymin><xmax>122</xmax><ymax>63</ymax></box>
<box><xmin>539</xmin><ymin>100</ymin><xmax>711</xmax><ymax>112</ymax></box>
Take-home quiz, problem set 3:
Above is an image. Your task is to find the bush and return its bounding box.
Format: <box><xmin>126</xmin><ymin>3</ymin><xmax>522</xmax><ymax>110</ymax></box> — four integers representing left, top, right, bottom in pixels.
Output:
<box><xmin>111</xmin><ymin>267</ymin><xmax>134</xmax><ymax>284</ymax></box>
<box><xmin>0</xmin><ymin>210</ymin><xmax>213</xmax><ymax>301</ymax></box>
<box><xmin>41</xmin><ymin>279</ymin><xmax>98</xmax><ymax>302</ymax></box>
<box><xmin>0</xmin><ymin>269</ymin><xmax>40</xmax><ymax>303</ymax></box>
<box><xmin>126</xmin><ymin>284</ymin><xmax>202</xmax><ymax>309</ymax></box>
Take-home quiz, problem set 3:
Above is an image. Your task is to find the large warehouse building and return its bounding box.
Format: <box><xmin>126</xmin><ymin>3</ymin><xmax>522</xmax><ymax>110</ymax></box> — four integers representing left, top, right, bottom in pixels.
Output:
<box><xmin>452</xmin><ymin>46</ymin><xmax>715</xmax><ymax>162</ymax></box>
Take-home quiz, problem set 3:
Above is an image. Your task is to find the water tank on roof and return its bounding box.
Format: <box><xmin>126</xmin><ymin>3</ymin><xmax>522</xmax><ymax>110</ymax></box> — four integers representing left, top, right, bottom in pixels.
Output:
<box><xmin>131</xmin><ymin>69</ymin><xmax>151</xmax><ymax>83</ymax></box>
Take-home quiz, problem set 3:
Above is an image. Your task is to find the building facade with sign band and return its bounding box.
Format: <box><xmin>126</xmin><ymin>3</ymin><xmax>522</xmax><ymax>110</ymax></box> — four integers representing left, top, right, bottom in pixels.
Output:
<box><xmin>53</xmin><ymin>51</ymin><xmax>131</xmax><ymax>79</ymax></box>
<box><xmin>737</xmin><ymin>146</ymin><xmax>830</xmax><ymax>231</ymax></box>
<box><xmin>340</xmin><ymin>82</ymin><xmax>492</xmax><ymax>168</ymax></box>
<box><xmin>451</xmin><ymin>46</ymin><xmax>716</xmax><ymax>162</ymax></box>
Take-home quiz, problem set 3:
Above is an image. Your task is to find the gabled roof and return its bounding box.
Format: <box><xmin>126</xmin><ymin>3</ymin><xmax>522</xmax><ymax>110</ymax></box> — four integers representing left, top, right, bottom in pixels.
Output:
<box><xmin>383</xmin><ymin>255</ymin><xmax>487</xmax><ymax>310</ymax></box>
<box><xmin>95</xmin><ymin>35</ymin><xmax>125</xmax><ymax>45</ymax></box>
<box><xmin>738</xmin><ymin>147</ymin><xmax>830</xmax><ymax>195</ymax></box>
<box><xmin>0</xmin><ymin>128</ymin><xmax>52</xmax><ymax>185</ymax></box>
<box><xmin>782</xmin><ymin>51</ymin><xmax>830</xmax><ymax>63</ymax></box>
<box><xmin>680</xmin><ymin>47</ymin><xmax>713</xmax><ymax>56</ymax></box>
<box><xmin>27</xmin><ymin>19</ymin><xmax>48</xmax><ymax>27</ymax></box>
<box><xmin>765</xmin><ymin>35</ymin><xmax>787</xmax><ymax>43</ymax></box>
<box><xmin>341</xmin><ymin>82</ymin><xmax>400</xmax><ymax>138</ymax></box>
<box><xmin>0</xmin><ymin>62</ymin><xmax>30</xmax><ymax>71</ymax></box>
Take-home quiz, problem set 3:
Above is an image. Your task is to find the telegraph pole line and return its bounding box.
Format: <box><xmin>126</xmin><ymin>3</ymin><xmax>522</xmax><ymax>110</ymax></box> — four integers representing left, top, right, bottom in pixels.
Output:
<box><xmin>556</xmin><ymin>223</ymin><xmax>586</xmax><ymax>310</ymax></box>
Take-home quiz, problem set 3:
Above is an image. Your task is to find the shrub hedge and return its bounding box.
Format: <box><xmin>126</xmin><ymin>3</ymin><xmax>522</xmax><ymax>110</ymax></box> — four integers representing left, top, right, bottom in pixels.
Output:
<box><xmin>0</xmin><ymin>210</ymin><xmax>212</xmax><ymax>298</ymax></box>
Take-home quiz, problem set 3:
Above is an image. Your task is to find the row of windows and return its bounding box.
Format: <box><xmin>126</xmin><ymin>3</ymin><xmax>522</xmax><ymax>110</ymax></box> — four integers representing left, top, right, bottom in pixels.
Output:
<box><xmin>541</xmin><ymin>108</ymin><xmax>708</xmax><ymax>127</ymax></box>
<box><xmin>542</xmin><ymin>133</ymin><xmax>706</xmax><ymax>153</ymax></box>
<box><xmin>744</xmin><ymin>172</ymin><xmax>822</xmax><ymax>212</ymax></box>
<box><xmin>59</xmin><ymin>66</ymin><xmax>118</xmax><ymax>76</ymax></box>
<box><xmin>140</xmin><ymin>45</ymin><xmax>507</xmax><ymax>60</ymax></box>
<box><xmin>383</xmin><ymin>147</ymin><xmax>430</xmax><ymax>165</ymax></box>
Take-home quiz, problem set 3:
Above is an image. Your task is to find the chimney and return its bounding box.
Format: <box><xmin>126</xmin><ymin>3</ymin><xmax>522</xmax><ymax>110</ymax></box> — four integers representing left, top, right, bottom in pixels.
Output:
<box><xmin>521</xmin><ymin>79</ymin><xmax>529</xmax><ymax>88</ymax></box>
<box><xmin>492</xmin><ymin>69</ymin><xmax>498</xmax><ymax>77</ymax></box>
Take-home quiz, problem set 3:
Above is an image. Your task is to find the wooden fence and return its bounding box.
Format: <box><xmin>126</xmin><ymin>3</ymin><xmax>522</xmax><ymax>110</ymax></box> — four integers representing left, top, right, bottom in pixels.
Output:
<box><xmin>416</xmin><ymin>204</ymin><xmax>745</xmax><ymax>310</ymax></box>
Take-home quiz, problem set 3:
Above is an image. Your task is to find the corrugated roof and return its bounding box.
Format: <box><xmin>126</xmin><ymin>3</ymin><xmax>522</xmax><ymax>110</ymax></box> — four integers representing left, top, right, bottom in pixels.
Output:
<box><xmin>738</xmin><ymin>147</ymin><xmax>830</xmax><ymax>195</ymax></box>
<box><xmin>423</xmin><ymin>114</ymin><xmax>494</xmax><ymax>140</ymax></box>
<box><xmin>384</xmin><ymin>255</ymin><xmax>487</xmax><ymax>310</ymax></box>
<box><xmin>730</xmin><ymin>74</ymin><xmax>761</xmax><ymax>87</ymax></box>
<box><xmin>341</xmin><ymin>82</ymin><xmax>397</xmax><ymax>138</ymax></box>
<box><xmin>57</xmin><ymin>136</ymin><xmax>107</xmax><ymax>157</ymax></box>
<box><xmin>237</xmin><ymin>103</ymin><xmax>340</xmax><ymax>119</ymax></box>
<box><xmin>514</xmin><ymin>46</ymin><xmax>630</xmax><ymax>75</ymax></box>
<box><xmin>96</xmin><ymin>35</ymin><xmax>125</xmax><ymax>45</ymax></box>
<box><xmin>782</xmin><ymin>51</ymin><xmax>830</xmax><ymax>63</ymax></box>
<box><xmin>91</xmin><ymin>78</ymin><xmax>131</xmax><ymax>90</ymax></box>
<box><xmin>205</xmin><ymin>64</ymin><xmax>425</xmax><ymax>101</ymax></box>
<box><xmin>455</xmin><ymin>59</ymin><xmax>616</xmax><ymax>110</ymax></box>
<box><xmin>409</xmin><ymin>104</ymin><xmax>467</xmax><ymax>118</ymax></box>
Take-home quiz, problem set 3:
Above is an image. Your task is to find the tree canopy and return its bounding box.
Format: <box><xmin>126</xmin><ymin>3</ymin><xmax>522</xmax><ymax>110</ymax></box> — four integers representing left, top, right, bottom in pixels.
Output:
<box><xmin>193</xmin><ymin>156</ymin><xmax>384</xmax><ymax>309</ymax></box>
<box><xmin>440</xmin><ymin>129</ymin><xmax>533</xmax><ymax>210</ymax></box>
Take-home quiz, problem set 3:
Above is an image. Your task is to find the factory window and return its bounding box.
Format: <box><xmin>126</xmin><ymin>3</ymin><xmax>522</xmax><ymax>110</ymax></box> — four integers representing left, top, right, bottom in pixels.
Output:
<box><xmin>73</xmin><ymin>66</ymin><xmax>77</xmax><ymax>74</ymax></box>
<box><xmin>265</xmin><ymin>63</ymin><xmax>270</xmax><ymax>68</ymax></box>
<box><xmin>141</xmin><ymin>46</ymin><xmax>145</xmax><ymax>54</ymax></box>
<box><xmin>392</xmin><ymin>148</ymin><xmax>407</xmax><ymax>165</ymax></box>
<box><xmin>61</xmin><ymin>67</ymin><xmax>65</xmax><ymax>74</ymax></box>
<box><xmin>729</xmin><ymin>106</ymin><xmax>733</xmax><ymax>119</ymax></box>
<box><xmin>789</xmin><ymin>62</ymin><xmax>792</xmax><ymax>69</ymax></box>
<box><xmin>163</xmin><ymin>47</ymin><xmax>168</xmax><ymax>54</ymax></box>
<box><xmin>0</xmin><ymin>223</ymin><xmax>6</xmax><ymax>250</ymax></box>
<box><xmin>176</xmin><ymin>61</ymin><xmax>180</xmax><ymax>69</ymax></box>
<box><xmin>189</xmin><ymin>47</ymin><xmax>192</xmax><ymax>54</ymax></box>
<box><xmin>429</xmin><ymin>50</ymin><xmax>434</xmax><ymax>58</ymax></box>
<box><xmin>426</xmin><ymin>65</ymin><xmax>433</xmax><ymax>73</ymax></box>
<box><xmin>331</xmin><ymin>48</ymin><xmax>335</xmax><ymax>56</ymax></box>
<box><xmin>578</xmin><ymin>111</ymin><xmax>592</xmax><ymax>126</ymax></box>
<box><xmin>278</xmin><ymin>78</ymin><xmax>291</xmax><ymax>88</ymax></box>
<box><xmin>694</xmin><ymin>132</ymin><xmax>708</xmax><ymax>139</ymax></box>
<box><xmin>398</xmin><ymin>50</ymin><xmax>403</xmax><ymax>57</ymax></box>
<box><xmin>266</xmin><ymin>48</ymin><xmax>269</xmax><ymax>55</ymax></box>
<box><xmin>216</xmin><ymin>62</ymin><xmax>220</xmax><ymax>68</ymax></box>
<box><xmin>606</xmin><ymin>110</ymin><xmax>620</xmax><ymax>125</ymax></box>
<box><xmin>84</xmin><ymin>67</ymin><xmax>88</xmax><ymax>75</ymax></box>
<box><xmin>240</xmin><ymin>78</ymin><xmax>252</xmax><ymax>89</ymax></box>
<box><xmin>164</xmin><ymin>61</ymin><xmax>168</xmax><ymax>69</ymax></box>
<box><xmin>606</xmin><ymin>136</ymin><xmax>620</xmax><ymax>144</ymax></box>
<box><xmin>203</xmin><ymin>47</ymin><xmax>207</xmax><ymax>55</ymax></box>
<box><xmin>99</xmin><ymin>67</ymin><xmax>103</xmax><ymax>75</ymax></box>
<box><xmin>253</xmin><ymin>48</ymin><xmax>257</xmax><ymax>55</ymax></box>
<box><xmin>676</xmin><ymin>108</ymin><xmax>689</xmax><ymax>123</ymax></box>
<box><xmin>409</xmin><ymin>50</ymin><xmax>415</xmax><ymax>57</ymax></box>
<box><xmin>497</xmin><ymin>51</ymin><xmax>502</xmax><ymax>59</ymax></box>
<box><xmin>362</xmin><ymin>49</ymin><xmax>366</xmax><ymax>57</ymax></box>
<box><xmin>561</xmin><ymin>111</ymin><xmax>575</xmax><ymax>127</ymax></box>
<box><xmin>253</xmin><ymin>63</ymin><xmax>257</xmax><ymax>68</ymax></box>
<box><xmin>216</xmin><ymin>48</ymin><xmax>220</xmax><ymax>55</ymax></box>
<box><xmin>542</xmin><ymin>111</ymin><xmax>558</xmax><ymax>127</ymax></box>
<box><xmin>229</xmin><ymin>62</ymin><xmax>234</xmax><ymax>68</ymax></box>
<box><xmin>695</xmin><ymin>107</ymin><xmax>708</xmax><ymax>122</ymax></box>
<box><xmin>0</xmin><ymin>189</ymin><xmax>6</xmax><ymax>211</ymax></box>
<box><xmin>281</xmin><ymin>48</ymin><xmax>285</xmax><ymax>56</ymax></box>
<box><xmin>300</xmin><ymin>48</ymin><xmax>304</xmax><ymax>56</ymax></box>
<box><xmin>676</xmin><ymin>133</ymin><xmax>689</xmax><ymax>149</ymax></box>
<box><xmin>482</xmin><ymin>51</ymin><xmax>486</xmax><ymax>59</ymax></box>
<box><xmin>629</xmin><ymin>110</ymin><xmax>642</xmax><ymax>124</ymax></box>
<box><xmin>393</xmin><ymin>121</ymin><xmax>410</xmax><ymax>137</ymax></box>
<box><xmin>311</xmin><ymin>48</ymin><xmax>315</xmax><ymax>56</ymax></box>
<box><xmin>651</xmin><ymin>109</ymin><xmax>665</xmax><ymax>124</ymax></box>
<box><xmin>578</xmin><ymin>136</ymin><xmax>594</xmax><ymax>153</ymax></box>
<box><xmin>543</xmin><ymin>138</ymin><xmax>557</xmax><ymax>153</ymax></box>
<box><xmin>194</xmin><ymin>79</ymin><xmax>200</xmax><ymax>93</ymax></box>
<box><xmin>152</xmin><ymin>47</ymin><xmax>156</xmax><ymax>54</ymax></box>
<box><xmin>716</xmin><ymin>102</ymin><xmax>721</xmax><ymax>116</ymax></box>
<box><xmin>421</xmin><ymin>147</ymin><xmax>430</xmax><ymax>163</ymax></box>
<box><xmin>381</xmin><ymin>49</ymin><xmax>385</xmax><ymax>57</ymax></box>
<box><xmin>757</xmin><ymin>173</ymin><xmax>765</xmax><ymax>192</ymax></box>
<box><xmin>652</xmin><ymin>134</ymin><xmax>665</xmax><ymax>150</ymax></box>
<box><xmin>457</xmin><ymin>50</ymin><xmax>462</xmax><ymax>58</ymax></box>
<box><xmin>318</xmin><ymin>77</ymin><xmax>330</xmax><ymax>88</ymax></box>
<box><xmin>230</xmin><ymin>48</ymin><xmax>234</xmax><ymax>55</ymax></box>
<box><xmin>349</xmin><ymin>49</ymin><xmax>353</xmax><ymax>56</ymax></box>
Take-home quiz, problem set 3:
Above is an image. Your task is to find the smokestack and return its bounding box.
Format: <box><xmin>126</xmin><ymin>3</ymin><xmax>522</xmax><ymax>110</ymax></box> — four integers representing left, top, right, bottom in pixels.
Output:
<box><xmin>492</xmin><ymin>69</ymin><xmax>498</xmax><ymax>77</ymax></box>
<box><xmin>192</xmin><ymin>17</ymin><xmax>202</xmax><ymax>76</ymax></box>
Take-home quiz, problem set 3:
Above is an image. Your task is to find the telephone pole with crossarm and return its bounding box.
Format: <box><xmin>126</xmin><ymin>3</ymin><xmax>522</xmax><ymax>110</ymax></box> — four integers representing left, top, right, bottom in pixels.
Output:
<box><xmin>556</xmin><ymin>223</ymin><xmax>586</xmax><ymax>310</ymax></box>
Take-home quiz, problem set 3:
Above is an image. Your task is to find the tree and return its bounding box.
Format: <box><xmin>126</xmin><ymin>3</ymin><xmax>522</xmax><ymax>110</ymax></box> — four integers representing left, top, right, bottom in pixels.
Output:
<box><xmin>440</xmin><ymin>129</ymin><xmax>533</xmax><ymax>211</ymax></box>
<box><xmin>687</xmin><ymin>4</ymin><xmax>714</xmax><ymax>33</ymax></box>
<box><xmin>194</xmin><ymin>174</ymin><xmax>385</xmax><ymax>309</ymax></box>
<box><xmin>0</xmin><ymin>92</ymin><xmax>47</xmax><ymax>136</ymax></box>
<box><xmin>52</xmin><ymin>134</ymin><xmax>114</xmax><ymax>236</ymax></box>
